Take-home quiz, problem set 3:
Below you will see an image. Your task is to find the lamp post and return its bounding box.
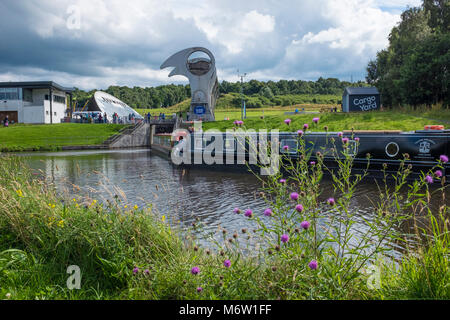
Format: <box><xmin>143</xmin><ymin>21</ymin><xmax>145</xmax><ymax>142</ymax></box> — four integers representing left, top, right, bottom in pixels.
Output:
<box><xmin>237</xmin><ymin>70</ymin><xmax>247</xmax><ymax>120</ymax></box>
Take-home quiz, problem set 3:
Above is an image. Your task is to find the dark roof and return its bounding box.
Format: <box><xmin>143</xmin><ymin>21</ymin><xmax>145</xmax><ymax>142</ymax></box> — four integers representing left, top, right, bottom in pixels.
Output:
<box><xmin>0</xmin><ymin>81</ymin><xmax>75</xmax><ymax>93</ymax></box>
<box><xmin>343</xmin><ymin>87</ymin><xmax>379</xmax><ymax>96</ymax></box>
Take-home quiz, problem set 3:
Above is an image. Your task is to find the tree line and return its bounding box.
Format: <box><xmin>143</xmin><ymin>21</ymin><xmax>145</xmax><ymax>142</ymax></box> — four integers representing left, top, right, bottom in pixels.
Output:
<box><xmin>73</xmin><ymin>78</ymin><xmax>367</xmax><ymax>110</ymax></box>
<box><xmin>366</xmin><ymin>0</ymin><xmax>449</xmax><ymax>108</ymax></box>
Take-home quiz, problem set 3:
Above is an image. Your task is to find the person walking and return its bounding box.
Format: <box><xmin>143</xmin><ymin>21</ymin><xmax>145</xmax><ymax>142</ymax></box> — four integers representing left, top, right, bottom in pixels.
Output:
<box><xmin>3</xmin><ymin>115</ymin><xmax>9</xmax><ymax>127</ymax></box>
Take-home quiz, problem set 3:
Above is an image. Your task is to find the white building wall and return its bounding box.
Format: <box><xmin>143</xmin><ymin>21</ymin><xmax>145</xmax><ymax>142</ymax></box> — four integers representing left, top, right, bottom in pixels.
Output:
<box><xmin>0</xmin><ymin>87</ymin><xmax>68</xmax><ymax>124</ymax></box>
<box><xmin>23</xmin><ymin>105</ymin><xmax>45</xmax><ymax>123</ymax></box>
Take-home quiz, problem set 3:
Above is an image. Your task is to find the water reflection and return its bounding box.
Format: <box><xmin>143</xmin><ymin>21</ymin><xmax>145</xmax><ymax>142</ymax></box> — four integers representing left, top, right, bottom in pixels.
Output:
<box><xmin>18</xmin><ymin>149</ymin><xmax>448</xmax><ymax>256</ymax></box>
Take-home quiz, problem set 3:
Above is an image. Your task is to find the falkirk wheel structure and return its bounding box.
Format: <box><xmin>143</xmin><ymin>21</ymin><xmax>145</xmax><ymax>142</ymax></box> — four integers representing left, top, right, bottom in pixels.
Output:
<box><xmin>160</xmin><ymin>47</ymin><xmax>219</xmax><ymax>121</ymax></box>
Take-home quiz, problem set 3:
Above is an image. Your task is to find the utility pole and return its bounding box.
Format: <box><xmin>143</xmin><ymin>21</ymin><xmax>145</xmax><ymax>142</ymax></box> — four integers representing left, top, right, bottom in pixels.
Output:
<box><xmin>237</xmin><ymin>69</ymin><xmax>247</xmax><ymax>120</ymax></box>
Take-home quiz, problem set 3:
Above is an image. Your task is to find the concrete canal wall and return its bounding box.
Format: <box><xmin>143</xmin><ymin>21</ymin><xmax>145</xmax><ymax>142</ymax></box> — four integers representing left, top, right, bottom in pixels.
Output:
<box><xmin>108</xmin><ymin>122</ymin><xmax>151</xmax><ymax>148</ymax></box>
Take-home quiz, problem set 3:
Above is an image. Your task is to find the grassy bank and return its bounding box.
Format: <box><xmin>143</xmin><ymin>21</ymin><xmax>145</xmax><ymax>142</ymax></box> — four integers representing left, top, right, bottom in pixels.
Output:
<box><xmin>0</xmin><ymin>123</ymin><xmax>126</xmax><ymax>152</ymax></box>
<box><xmin>202</xmin><ymin>110</ymin><xmax>450</xmax><ymax>132</ymax></box>
<box><xmin>0</xmin><ymin>151</ymin><xmax>448</xmax><ymax>300</ymax></box>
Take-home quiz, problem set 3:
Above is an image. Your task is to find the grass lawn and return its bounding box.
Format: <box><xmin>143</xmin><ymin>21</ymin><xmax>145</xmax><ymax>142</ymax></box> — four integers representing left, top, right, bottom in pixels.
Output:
<box><xmin>202</xmin><ymin>109</ymin><xmax>450</xmax><ymax>132</ymax></box>
<box><xmin>0</xmin><ymin>123</ymin><xmax>127</xmax><ymax>152</ymax></box>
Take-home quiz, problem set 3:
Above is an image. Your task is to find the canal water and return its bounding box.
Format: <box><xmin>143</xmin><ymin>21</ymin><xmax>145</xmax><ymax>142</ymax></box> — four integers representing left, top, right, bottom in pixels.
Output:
<box><xmin>18</xmin><ymin>148</ymin><xmax>447</xmax><ymax>256</ymax></box>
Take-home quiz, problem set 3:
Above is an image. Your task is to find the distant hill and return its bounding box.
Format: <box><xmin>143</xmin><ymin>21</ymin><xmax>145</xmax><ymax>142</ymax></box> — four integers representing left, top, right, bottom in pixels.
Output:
<box><xmin>72</xmin><ymin>78</ymin><xmax>369</xmax><ymax>110</ymax></box>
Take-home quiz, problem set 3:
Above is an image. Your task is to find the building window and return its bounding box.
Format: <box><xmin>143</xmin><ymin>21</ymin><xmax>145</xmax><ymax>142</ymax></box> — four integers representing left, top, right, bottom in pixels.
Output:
<box><xmin>0</xmin><ymin>88</ymin><xmax>19</xmax><ymax>100</ymax></box>
<box><xmin>46</xmin><ymin>111</ymin><xmax>49</xmax><ymax>115</ymax></box>
<box><xmin>23</xmin><ymin>89</ymin><xmax>33</xmax><ymax>102</ymax></box>
<box><xmin>45</xmin><ymin>95</ymin><xmax>49</xmax><ymax>100</ymax></box>
<box><xmin>54</xmin><ymin>112</ymin><xmax>57</xmax><ymax>116</ymax></box>
<box><xmin>53</xmin><ymin>95</ymin><xmax>66</xmax><ymax>104</ymax></box>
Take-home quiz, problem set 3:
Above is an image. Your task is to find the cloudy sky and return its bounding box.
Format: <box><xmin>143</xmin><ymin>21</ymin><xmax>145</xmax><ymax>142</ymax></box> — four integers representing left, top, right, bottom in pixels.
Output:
<box><xmin>0</xmin><ymin>0</ymin><xmax>421</xmax><ymax>90</ymax></box>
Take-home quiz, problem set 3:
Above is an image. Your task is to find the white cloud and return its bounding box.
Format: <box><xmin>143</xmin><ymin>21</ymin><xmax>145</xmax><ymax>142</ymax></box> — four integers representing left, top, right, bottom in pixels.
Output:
<box><xmin>0</xmin><ymin>0</ymin><xmax>422</xmax><ymax>89</ymax></box>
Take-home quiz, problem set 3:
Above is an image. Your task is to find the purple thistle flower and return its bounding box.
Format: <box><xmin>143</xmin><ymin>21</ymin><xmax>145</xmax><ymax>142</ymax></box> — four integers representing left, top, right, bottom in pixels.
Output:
<box><xmin>342</xmin><ymin>137</ymin><xmax>349</xmax><ymax>144</ymax></box>
<box><xmin>284</xmin><ymin>119</ymin><xmax>291</xmax><ymax>125</ymax></box>
<box><xmin>283</xmin><ymin>145</ymin><xmax>289</xmax><ymax>151</ymax></box>
<box><xmin>144</xmin><ymin>269</ymin><xmax>150</xmax><ymax>275</ymax></box>
<box><xmin>310</xmin><ymin>161</ymin><xmax>316</xmax><ymax>165</ymax></box>
<box><xmin>297</xmin><ymin>130</ymin><xmax>304</xmax><ymax>136</ymax></box>
<box><xmin>354</xmin><ymin>137</ymin><xmax>360</xmax><ymax>142</ymax></box>
<box><xmin>233</xmin><ymin>208</ymin><xmax>241</xmax><ymax>214</ymax></box>
<box><xmin>133</xmin><ymin>267</ymin><xmax>139</xmax><ymax>275</ymax></box>
<box><xmin>300</xmin><ymin>221</ymin><xmax>311</xmax><ymax>230</ymax></box>
<box><xmin>279</xmin><ymin>179</ymin><xmax>286</xmax><ymax>184</ymax></box>
<box><xmin>440</xmin><ymin>155</ymin><xmax>449</xmax><ymax>163</ymax></box>
<box><xmin>224</xmin><ymin>260</ymin><xmax>231</xmax><ymax>268</ymax></box>
<box><xmin>435</xmin><ymin>170</ymin><xmax>443</xmax><ymax>178</ymax></box>
<box><xmin>290</xmin><ymin>192</ymin><xmax>299</xmax><ymax>201</ymax></box>
<box><xmin>313</xmin><ymin>117</ymin><xmax>319</xmax><ymax>124</ymax></box>
<box><xmin>308</xmin><ymin>260</ymin><xmax>318</xmax><ymax>270</ymax></box>
<box><xmin>337</xmin><ymin>132</ymin><xmax>343</xmax><ymax>138</ymax></box>
<box><xmin>281</xmin><ymin>234</ymin><xmax>289</xmax><ymax>243</ymax></box>
<box><xmin>295</xmin><ymin>204</ymin><xmax>304</xmax><ymax>213</ymax></box>
<box><xmin>327</xmin><ymin>197</ymin><xmax>335</xmax><ymax>206</ymax></box>
<box><xmin>244</xmin><ymin>209</ymin><xmax>253</xmax><ymax>218</ymax></box>
<box><xmin>191</xmin><ymin>266</ymin><xmax>200</xmax><ymax>275</ymax></box>
<box><xmin>425</xmin><ymin>175</ymin><xmax>433</xmax><ymax>184</ymax></box>
<box><xmin>303</xmin><ymin>123</ymin><xmax>309</xmax><ymax>130</ymax></box>
<box><xmin>197</xmin><ymin>287</ymin><xmax>203</xmax><ymax>292</ymax></box>
<box><xmin>264</xmin><ymin>208</ymin><xmax>273</xmax><ymax>217</ymax></box>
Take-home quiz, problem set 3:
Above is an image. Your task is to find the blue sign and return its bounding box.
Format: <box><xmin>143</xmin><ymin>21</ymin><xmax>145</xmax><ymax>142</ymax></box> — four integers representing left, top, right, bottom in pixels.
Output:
<box><xmin>194</xmin><ymin>105</ymin><xmax>206</xmax><ymax>115</ymax></box>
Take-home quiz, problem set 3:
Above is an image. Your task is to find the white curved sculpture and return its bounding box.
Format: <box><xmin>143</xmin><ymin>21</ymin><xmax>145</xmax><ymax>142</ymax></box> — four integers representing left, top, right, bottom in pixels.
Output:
<box><xmin>160</xmin><ymin>47</ymin><xmax>219</xmax><ymax>121</ymax></box>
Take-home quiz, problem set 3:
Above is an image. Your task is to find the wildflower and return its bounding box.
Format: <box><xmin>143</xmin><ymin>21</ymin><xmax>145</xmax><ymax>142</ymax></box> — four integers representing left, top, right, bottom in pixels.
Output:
<box><xmin>5</xmin><ymin>293</ymin><xmax>11</xmax><ymax>299</ymax></box>
<box><xmin>275</xmin><ymin>245</ymin><xmax>280</xmax><ymax>251</ymax></box>
<box><xmin>284</xmin><ymin>119</ymin><xmax>291</xmax><ymax>125</ymax></box>
<box><xmin>323</xmin><ymin>126</ymin><xmax>328</xmax><ymax>131</ymax></box>
<box><xmin>233</xmin><ymin>233</ymin><xmax>238</xmax><ymax>239</ymax></box>
<box><xmin>310</xmin><ymin>161</ymin><xmax>316</xmax><ymax>165</ymax></box>
<box><xmin>440</xmin><ymin>155</ymin><xmax>449</xmax><ymax>163</ymax></box>
<box><xmin>283</xmin><ymin>145</ymin><xmax>289</xmax><ymax>151</ymax></box>
<box><xmin>303</xmin><ymin>123</ymin><xmax>309</xmax><ymax>130</ymax></box>
<box><xmin>279</xmin><ymin>179</ymin><xmax>286</xmax><ymax>184</ymax></box>
<box><xmin>133</xmin><ymin>267</ymin><xmax>139</xmax><ymax>275</ymax></box>
<box><xmin>134</xmin><ymin>205</ymin><xmax>138</xmax><ymax>210</ymax></box>
<box><xmin>290</xmin><ymin>192</ymin><xmax>299</xmax><ymax>201</ymax></box>
<box><xmin>144</xmin><ymin>269</ymin><xmax>150</xmax><ymax>275</ymax></box>
<box><xmin>233</xmin><ymin>208</ymin><xmax>241</xmax><ymax>214</ymax></box>
<box><xmin>342</xmin><ymin>137</ymin><xmax>349</xmax><ymax>144</ymax></box>
<box><xmin>281</xmin><ymin>234</ymin><xmax>289</xmax><ymax>243</ymax></box>
<box><xmin>435</xmin><ymin>170</ymin><xmax>443</xmax><ymax>178</ymax></box>
<box><xmin>308</xmin><ymin>260</ymin><xmax>318</xmax><ymax>270</ymax></box>
<box><xmin>295</xmin><ymin>204</ymin><xmax>304</xmax><ymax>213</ymax></box>
<box><xmin>57</xmin><ymin>220</ymin><xmax>65</xmax><ymax>228</ymax></box>
<box><xmin>312</xmin><ymin>117</ymin><xmax>319</xmax><ymax>124</ymax></box>
<box><xmin>354</xmin><ymin>137</ymin><xmax>360</xmax><ymax>142</ymax></box>
<box><xmin>425</xmin><ymin>175</ymin><xmax>433</xmax><ymax>184</ymax></box>
<box><xmin>272</xmin><ymin>266</ymin><xmax>277</xmax><ymax>272</ymax></box>
<box><xmin>16</xmin><ymin>189</ymin><xmax>24</xmax><ymax>197</ymax></box>
<box><xmin>241</xmin><ymin>228</ymin><xmax>247</xmax><ymax>233</ymax></box>
<box><xmin>337</xmin><ymin>132</ymin><xmax>343</xmax><ymax>137</ymax></box>
<box><xmin>300</xmin><ymin>221</ymin><xmax>311</xmax><ymax>230</ymax></box>
<box><xmin>161</xmin><ymin>215</ymin><xmax>166</xmax><ymax>222</ymax></box>
<box><xmin>264</xmin><ymin>208</ymin><xmax>273</xmax><ymax>217</ymax></box>
<box><xmin>224</xmin><ymin>260</ymin><xmax>231</xmax><ymax>268</ymax></box>
<box><xmin>297</xmin><ymin>130</ymin><xmax>304</xmax><ymax>136</ymax></box>
<box><xmin>197</xmin><ymin>287</ymin><xmax>203</xmax><ymax>293</ymax></box>
<box><xmin>327</xmin><ymin>197</ymin><xmax>335</xmax><ymax>206</ymax></box>
<box><xmin>191</xmin><ymin>266</ymin><xmax>200</xmax><ymax>275</ymax></box>
<box><xmin>244</xmin><ymin>209</ymin><xmax>253</xmax><ymax>218</ymax></box>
